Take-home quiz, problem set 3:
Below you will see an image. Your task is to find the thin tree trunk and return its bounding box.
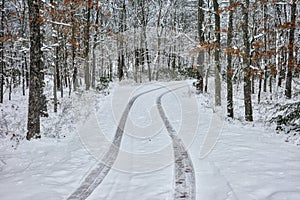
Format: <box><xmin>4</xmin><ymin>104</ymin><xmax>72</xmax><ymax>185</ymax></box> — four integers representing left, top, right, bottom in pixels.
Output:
<box><xmin>213</xmin><ymin>0</ymin><xmax>221</xmax><ymax>106</ymax></box>
<box><xmin>118</xmin><ymin>0</ymin><xmax>126</xmax><ymax>81</ymax></box>
<box><xmin>144</xmin><ymin>32</ymin><xmax>151</xmax><ymax>82</ymax></box>
<box><xmin>156</xmin><ymin>0</ymin><xmax>162</xmax><ymax>81</ymax></box>
<box><xmin>0</xmin><ymin>0</ymin><xmax>4</xmax><ymax>103</ymax></box>
<box><xmin>51</xmin><ymin>0</ymin><xmax>58</xmax><ymax>112</ymax></box>
<box><xmin>84</xmin><ymin>0</ymin><xmax>91</xmax><ymax>90</ymax></box>
<box><xmin>134</xmin><ymin>26</ymin><xmax>138</xmax><ymax>83</ymax></box>
<box><xmin>242</xmin><ymin>0</ymin><xmax>253</xmax><ymax>121</ymax></box>
<box><xmin>27</xmin><ymin>0</ymin><xmax>43</xmax><ymax>139</ymax></box>
<box><xmin>109</xmin><ymin>57</ymin><xmax>112</xmax><ymax>82</ymax></box>
<box><xmin>263</xmin><ymin>4</ymin><xmax>268</xmax><ymax>93</ymax></box>
<box><xmin>258</xmin><ymin>74</ymin><xmax>262</xmax><ymax>104</ymax></box>
<box><xmin>53</xmin><ymin>62</ymin><xmax>57</xmax><ymax>112</ymax></box>
<box><xmin>71</xmin><ymin>0</ymin><xmax>77</xmax><ymax>92</ymax></box>
<box><xmin>285</xmin><ymin>0</ymin><xmax>296</xmax><ymax>99</ymax></box>
<box><xmin>92</xmin><ymin>6</ymin><xmax>99</xmax><ymax>89</ymax></box>
<box><xmin>197</xmin><ymin>0</ymin><xmax>204</xmax><ymax>93</ymax></box>
<box><xmin>22</xmin><ymin>54</ymin><xmax>25</xmax><ymax>96</ymax></box>
<box><xmin>141</xmin><ymin>1</ymin><xmax>151</xmax><ymax>82</ymax></box>
<box><xmin>25</xmin><ymin>53</ymin><xmax>29</xmax><ymax>88</ymax></box>
<box><xmin>227</xmin><ymin>0</ymin><xmax>234</xmax><ymax>118</ymax></box>
<box><xmin>60</xmin><ymin>56</ymin><xmax>63</xmax><ymax>98</ymax></box>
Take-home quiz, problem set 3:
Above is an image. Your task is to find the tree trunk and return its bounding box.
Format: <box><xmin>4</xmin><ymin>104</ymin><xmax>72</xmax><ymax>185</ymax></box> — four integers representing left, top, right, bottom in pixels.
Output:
<box><xmin>51</xmin><ymin>0</ymin><xmax>58</xmax><ymax>112</ymax></box>
<box><xmin>84</xmin><ymin>0</ymin><xmax>91</xmax><ymax>90</ymax></box>
<box><xmin>118</xmin><ymin>0</ymin><xmax>126</xmax><ymax>81</ymax></box>
<box><xmin>71</xmin><ymin>0</ymin><xmax>77</xmax><ymax>92</ymax></box>
<box><xmin>109</xmin><ymin>57</ymin><xmax>113</xmax><ymax>82</ymax></box>
<box><xmin>197</xmin><ymin>0</ymin><xmax>205</xmax><ymax>93</ymax></box>
<box><xmin>155</xmin><ymin>0</ymin><xmax>163</xmax><ymax>81</ymax></box>
<box><xmin>22</xmin><ymin>54</ymin><xmax>25</xmax><ymax>96</ymax></box>
<box><xmin>285</xmin><ymin>0</ymin><xmax>296</xmax><ymax>99</ymax></box>
<box><xmin>227</xmin><ymin>0</ymin><xmax>234</xmax><ymax>118</ymax></box>
<box><xmin>27</xmin><ymin>0</ymin><xmax>44</xmax><ymax>140</ymax></box>
<box><xmin>263</xmin><ymin>4</ymin><xmax>268</xmax><ymax>94</ymax></box>
<box><xmin>92</xmin><ymin>7</ymin><xmax>99</xmax><ymax>89</ymax></box>
<box><xmin>242</xmin><ymin>0</ymin><xmax>253</xmax><ymax>121</ymax></box>
<box><xmin>134</xmin><ymin>27</ymin><xmax>138</xmax><ymax>83</ymax></box>
<box><xmin>258</xmin><ymin>73</ymin><xmax>262</xmax><ymax>104</ymax></box>
<box><xmin>213</xmin><ymin>0</ymin><xmax>221</xmax><ymax>106</ymax></box>
<box><xmin>0</xmin><ymin>0</ymin><xmax>4</xmax><ymax>103</ymax></box>
<box><xmin>53</xmin><ymin>62</ymin><xmax>57</xmax><ymax>113</ymax></box>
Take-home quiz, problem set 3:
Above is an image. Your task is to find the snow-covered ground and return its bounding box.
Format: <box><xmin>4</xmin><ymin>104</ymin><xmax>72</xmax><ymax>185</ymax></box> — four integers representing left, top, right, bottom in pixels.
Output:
<box><xmin>0</xmin><ymin>80</ymin><xmax>299</xmax><ymax>200</ymax></box>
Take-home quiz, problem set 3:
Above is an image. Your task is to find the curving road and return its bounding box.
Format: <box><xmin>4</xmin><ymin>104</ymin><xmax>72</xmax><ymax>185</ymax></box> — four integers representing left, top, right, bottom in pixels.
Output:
<box><xmin>67</xmin><ymin>83</ymin><xmax>196</xmax><ymax>200</ymax></box>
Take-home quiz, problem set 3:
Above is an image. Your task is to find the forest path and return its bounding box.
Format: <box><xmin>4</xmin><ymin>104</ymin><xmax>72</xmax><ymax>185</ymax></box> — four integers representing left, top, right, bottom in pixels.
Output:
<box><xmin>67</xmin><ymin>85</ymin><xmax>168</xmax><ymax>200</ymax></box>
<box><xmin>67</xmin><ymin>82</ymin><xmax>194</xmax><ymax>200</ymax></box>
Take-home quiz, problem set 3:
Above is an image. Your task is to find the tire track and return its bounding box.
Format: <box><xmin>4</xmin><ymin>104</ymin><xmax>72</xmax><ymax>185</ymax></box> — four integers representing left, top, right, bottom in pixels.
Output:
<box><xmin>67</xmin><ymin>84</ymin><xmax>174</xmax><ymax>200</ymax></box>
<box><xmin>156</xmin><ymin>86</ymin><xmax>196</xmax><ymax>200</ymax></box>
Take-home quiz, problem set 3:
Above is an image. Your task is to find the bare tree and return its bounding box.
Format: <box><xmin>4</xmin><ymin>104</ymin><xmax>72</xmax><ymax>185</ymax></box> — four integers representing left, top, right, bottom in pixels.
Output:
<box><xmin>227</xmin><ymin>0</ymin><xmax>234</xmax><ymax>118</ymax></box>
<box><xmin>197</xmin><ymin>0</ymin><xmax>205</xmax><ymax>93</ymax></box>
<box><xmin>84</xmin><ymin>0</ymin><xmax>91</xmax><ymax>90</ymax></box>
<box><xmin>242</xmin><ymin>0</ymin><xmax>253</xmax><ymax>121</ymax></box>
<box><xmin>213</xmin><ymin>0</ymin><xmax>221</xmax><ymax>106</ymax></box>
<box><xmin>285</xmin><ymin>0</ymin><xmax>296</xmax><ymax>99</ymax></box>
<box><xmin>27</xmin><ymin>0</ymin><xmax>44</xmax><ymax>139</ymax></box>
<box><xmin>0</xmin><ymin>0</ymin><xmax>4</xmax><ymax>103</ymax></box>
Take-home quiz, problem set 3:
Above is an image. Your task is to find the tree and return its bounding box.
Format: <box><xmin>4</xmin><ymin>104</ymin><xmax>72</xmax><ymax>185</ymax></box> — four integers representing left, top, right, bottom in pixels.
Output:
<box><xmin>155</xmin><ymin>0</ymin><xmax>163</xmax><ymax>81</ymax></box>
<box><xmin>227</xmin><ymin>0</ymin><xmax>234</xmax><ymax>118</ymax></box>
<box><xmin>117</xmin><ymin>0</ymin><xmax>126</xmax><ymax>81</ymax></box>
<box><xmin>213</xmin><ymin>0</ymin><xmax>221</xmax><ymax>106</ymax></box>
<box><xmin>196</xmin><ymin>0</ymin><xmax>205</xmax><ymax>93</ymax></box>
<box><xmin>84</xmin><ymin>0</ymin><xmax>91</xmax><ymax>90</ymax></box>
<box><xmin>242</xmin><ymin>0</ymin><xmax>253</xmax><ymax>121</ymax></box>
<box><xmin>27</xmin><ymin>0</ymin><xmax>44</xmax><ymax>140</ymax></box>
<box><xmin>71</xmin><ymin>0</ymin><xmax>77</xmax><ymax>91</ymax></box>
<box><xmin>91</xmin><ymin>3</ymin><xmax>100</xmax><ymax>89</ymax></box>
<box><xmin>285</xmin><ymin>0</ymin><xmax>296</xmax><ymax>99</ymax></box>
<box><xmin>0</xmin><ymin>0</ymin><xmax>4</xmax><ymax>103</ymax></box>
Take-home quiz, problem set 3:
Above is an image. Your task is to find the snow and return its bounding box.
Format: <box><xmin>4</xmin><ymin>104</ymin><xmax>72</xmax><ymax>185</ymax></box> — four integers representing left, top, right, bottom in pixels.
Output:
<box><xmin>0</xmin><ymin>80</ymin><xmax>299</xmax><ymax>200</ymax></box>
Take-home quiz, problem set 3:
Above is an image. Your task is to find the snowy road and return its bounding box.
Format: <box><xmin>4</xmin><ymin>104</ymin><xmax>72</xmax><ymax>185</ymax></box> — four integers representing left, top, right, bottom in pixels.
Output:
<box><xmin>0</xmin><ymin>81</ymin><xmax>300</xmax><ymax>200</ymax></box>
<box><xmin>69</xmin><ymin>82</ymin><xmax>197</xmax><ymax>199</ymax></box>
<box><xmin>67</xmin><ymin>85</ymin><xmax>168</xmax><ymax>199</ymax></box>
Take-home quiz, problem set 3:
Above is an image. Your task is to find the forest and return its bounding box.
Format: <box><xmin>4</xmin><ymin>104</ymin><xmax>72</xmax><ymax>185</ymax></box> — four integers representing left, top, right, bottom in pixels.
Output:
<box><xmin>0</xmin><ymin>1</ymin><xmax>300</xmax><ymax>199</ymax></box>
<box><xmin>0</xmin><ymin>0</ymin><xmax>299</xmax><ymax>141</ymax></box>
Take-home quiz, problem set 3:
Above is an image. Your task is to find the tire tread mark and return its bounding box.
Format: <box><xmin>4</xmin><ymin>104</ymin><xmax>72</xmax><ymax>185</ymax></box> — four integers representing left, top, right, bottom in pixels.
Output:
<box><xmin>67</xmin><ymin>85</ymin><xmax>168</xmax><ymax>200</ymax></box>
<box><xmin>156</xmin><ymin>86</ymin><xmax>196</xmax><ymax>200</ymax></box>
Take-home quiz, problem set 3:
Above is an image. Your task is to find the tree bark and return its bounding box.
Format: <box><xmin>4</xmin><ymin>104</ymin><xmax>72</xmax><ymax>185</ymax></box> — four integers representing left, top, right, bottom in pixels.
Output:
<box><xmin>118</xmin><ymin>0</ymin><xmax>126</xmax><ymax>81</ymax></box>
<box><xmin>155</xmin><ymin>0</ymin><xmax>163</xmax><ymax>81</ymax></box>
<box><xmin>50</xmin><ymin>0</ymin><xmax>58</xmax><ymax>112</ymax></box>
<box><xmin>213</xmin><ymin>0</ymin><xmax>221</xmax><ymax>106</ymax></box>
<box><xmin>84</xmin><ymin>0</ymin><xmax>91</xmax><ymax>90</ymax></box>
<box><xmin>285</xmin><ymin>0</ymin><xmax>296</xmax><ymax>99</ymax></box>
<box><xmin>197</xmin><ymin>0</ymin><xmax>205</xmax><ymax>93</ymax></box>
<box><xmin>71</xmin><ymin>0</ymin><xmax>77</xmax><ymax>92</ymax></box>
<box><xmin>242</xmin><ymin>0</ymin><xmax>253</xmax><ymax>121</ymax></box>
<box><xmin>27</xmin><ymin>0</ymin><xmax>44</xmax><ymax>139</ymax></box>
<box><xmin>227</xmin><ymin>0</ymin><xmax>234</xmax><ymax>118</ymax></box>
<box><xmin>0</xmin><ymin>0</ymin><xmax>4</xmax><ymax>103</ymax></box>
<box><xmin>92</xmin><ymin>6</ymin><xmax>99</xmax><ymax>89</ymax></box>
